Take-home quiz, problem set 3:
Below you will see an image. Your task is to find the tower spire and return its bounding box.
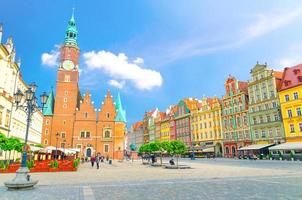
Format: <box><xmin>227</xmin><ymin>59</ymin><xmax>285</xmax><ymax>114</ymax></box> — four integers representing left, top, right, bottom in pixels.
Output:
<box><xmin>64</xmin><ymin>8</ymin><xmax>78</xmax><ymax>46</ymax></box>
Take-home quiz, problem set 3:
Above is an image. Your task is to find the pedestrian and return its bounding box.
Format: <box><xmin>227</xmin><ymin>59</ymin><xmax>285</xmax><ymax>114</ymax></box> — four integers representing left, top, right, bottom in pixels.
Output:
<box><xmin>106</xmin><ymin>155</ymin><xmax>109</xmax><ymax>162</ymax></box>
<box><xmin>96</xmin><ymin>154</ymin><xmax>100</xmax><ymax>169</ymax></box>
<box><xmin>91</xmin><ymin>156</ymin><xmax>95</xmax><ymax>167</ymax></box>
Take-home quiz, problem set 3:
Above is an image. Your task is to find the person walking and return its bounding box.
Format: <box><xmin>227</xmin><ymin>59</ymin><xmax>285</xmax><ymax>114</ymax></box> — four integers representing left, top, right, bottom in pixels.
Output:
<box><xmin>96</xmin><ymin>153</ymin><xmax>100</xmax><ymax>169</ymax></box>
<box><xmin>91</xmin><ymin>156</ymin><xmax>95</xmax><ymax>167</ymax></box>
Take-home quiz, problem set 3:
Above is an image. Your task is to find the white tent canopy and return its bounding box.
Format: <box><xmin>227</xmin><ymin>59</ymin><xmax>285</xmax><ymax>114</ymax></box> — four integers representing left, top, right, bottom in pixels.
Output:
<box><xmin>269</xmin><ymin>142</ymin><xmax>302</xmax><ymax>150</ymax></box>
<box><xmin>238</xmin><ymin>144</ymin><xmax>274</xmax><ymax>151</ymax></box>
<box><xmin>29</xmin><ymin>146</ymin><xmax>43</xmax><ymax>152</ymax></box>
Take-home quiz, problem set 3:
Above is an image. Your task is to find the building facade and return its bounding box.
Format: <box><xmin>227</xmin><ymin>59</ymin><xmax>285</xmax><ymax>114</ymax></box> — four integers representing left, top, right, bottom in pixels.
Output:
<box><xmin>222</xmin><ymin>76</ymin><xmax>250</xmax><ymax>157</ymax></box>
<box><xmin>279</xmin><ymin>64</ymin><xmax>302</xmax><ymax>142</ymax></box>
<box><xmin>248</xmin><ymin>63</ymin><xmax>285</xmax><ymax>145</ymax></box>
<box><xmin>0</xmin><ymin>25</ymin><xmax>43</xmax><ymax>160</ymax></box>
<box><xmin>191</xmin><ymin>96</ymin><xmax>223</xmax><ymax>156</ymax></box>
<box><xmin>175</xmin><ymin>98</ymin><xmax>197</xmax><ymax>147</ymax></box>
<box><xmin>41</xmin><ymin>13</ymin><xmax>127</xmax><ymax>160</ymax></box>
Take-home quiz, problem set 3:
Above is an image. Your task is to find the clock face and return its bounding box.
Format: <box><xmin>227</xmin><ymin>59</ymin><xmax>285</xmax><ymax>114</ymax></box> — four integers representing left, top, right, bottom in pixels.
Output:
<box><xmin>62</xmin><ymin>60</ymin><xmax>74</xmax><ymax>70</ymax></box>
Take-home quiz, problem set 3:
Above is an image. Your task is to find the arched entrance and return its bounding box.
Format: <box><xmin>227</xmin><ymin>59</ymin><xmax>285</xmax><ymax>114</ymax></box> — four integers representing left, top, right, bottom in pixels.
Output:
<box><xmin>231</xmin><ymin>146</ymin><xmax>236</xmax><ymax>157</ymax></box>
<box><xmin>86</xmin><ymin>148</ymin><xmax>92</xmax><ymax>157</ymax></box>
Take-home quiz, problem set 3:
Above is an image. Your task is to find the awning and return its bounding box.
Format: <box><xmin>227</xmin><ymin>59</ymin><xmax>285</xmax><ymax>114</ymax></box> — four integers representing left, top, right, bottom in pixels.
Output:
<box><xmin>202</xmin><ymin>147</ymin><xmax>215</xmax><ymax>153</ymax></box>
<box><xmin>238</xmin><ymin>144</ymin><xmax>274</xmax><ymax>151</ymax></box>
<box><xmin>269</xmin><ymin>142</ymin><xmax>302</xmax><ymax>150</ymax></box>
<box><xmin>29</xmin><ymin>146</ymin><xmax>43</xmax><ymax>152</ymax></box>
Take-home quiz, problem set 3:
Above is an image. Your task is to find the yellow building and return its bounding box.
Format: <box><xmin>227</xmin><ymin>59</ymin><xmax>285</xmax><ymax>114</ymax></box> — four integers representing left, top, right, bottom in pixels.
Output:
<box><xmin>279</xmin><ymin>65</ymin><xmax>302</xmax><ymax>142</ymax></box>
<box><xmin>190</xmin><ymin>96</ymin><xmax>223</xmax><ymax>156</ymax></box>
<box><xmin>160</xmin><ymin>116</ymin><xmax>170</xmax><ymax>142</ymax></box>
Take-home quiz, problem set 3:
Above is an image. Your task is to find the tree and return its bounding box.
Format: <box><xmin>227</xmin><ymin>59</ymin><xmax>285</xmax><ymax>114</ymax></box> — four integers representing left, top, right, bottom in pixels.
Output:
<box><xmin>0</xmin><ymin>133</ymin><xmax>7</xmax><ymax>160</ymax></box>
<box><xmin>168</xmin><ymin>140</ymin><xmax>187</xmax><ymax>168</ymax></box>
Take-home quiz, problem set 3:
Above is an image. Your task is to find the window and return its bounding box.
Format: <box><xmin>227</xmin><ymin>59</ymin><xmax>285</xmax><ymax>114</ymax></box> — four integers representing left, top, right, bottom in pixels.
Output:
<box><xmin>276</xmin><ymin>128</ymin><xmax>281</xmax><ymax>137</ymax></box>
<box><xmin>290</xmin><ymin>124</ymin><xmax>295</xmax><ymax>133</ymax></box>
<box><xmin>261</xmin><ymin>130</ymin><xmax>266</xmax><ymax>138</ymax></box>
<box><xmin>63</xmin><ymin>104</ymin><xmax>67</xmax><ymax>108</ymax></box>
<box><xmin>272</xmin><ymin>102</ymin><xmax>277</xmax><ymax>108</ymax></box>
<box><xmin>84</xmin><ymin>112</ymin><xmax>88</xmax><ymax>119</ymax></box>
<box><xmin>44</xmin><ymin>140</ymin><xmax>48</xmax><ymax>145</ymax></box>
<box><xmin>269</xmin><ymin>129</ymin><xmax>273</xmax><ymax>138</ymax></box>
<box><xmin>274</xmin><ymin>114</ymin><xmax>279</xmax><ymax>121</ymax></box>
<box><xmin>45</xmin><ymin>129</ymin><xmax>49</xmax><ymax>135</ymax></box>
<box><xmin>64</xmin><ymin>97</ymin><xmax>67</xmax><ymax>103</ymax></box>
<box><xmin>80</xmin><ymin>131</ymin><xmax>85</xmax><ymax>138</ymax></box>
<box><xmin>5</xmin><ymin>110</ymin><xmax>10</xmax><ymax>127</ymax></box>
<box><xmin>294</xmin><ymin>92</ymin><xmax>299</xmax><ymax>100</ymax></box>
<box><xmin>61</xmin><ymin>143</ymin><xmax>65</xmax><ymax>148</ymax></box>
<box><xmin>297</xmin><ymin>108</ymin><xmax>302</xmax><ymax>116</ymax></box>
<box><xmin>285</xmin><ymin>95</ymin><xmax>289</xmax><ymax>102</ymax></box>
<box><xmin>45</xmin><ymin>119</ymin><xmax>50</xmax><ymax>125</ymax></box>
<box><xmin>104</xmin><ymin>130</ymin><xmax>110</xmax><ymax>138</ymax></box>
<box><xmin>61</xmin><ymin>132</ymin><xmax>66</xmax><ymax>138</ymax></box>
<box><xmin>64</xmin><ymin>90</ymin><xmax>68</xmax><ymax>95</ymax></box>
<box><xmin>287</xmin><ymin>110</ymin><xmax>293</xmax><ymax>118</ymax></box>
<box><xmin>64</xmin><ymin>75</ymin><xmax>70</xmax><ymax>82</ymax></box>
<box><xmin>104</xmin><ymin>144</ymin><xmax>109</xmax><ymax>153</ymax></box>
<box><xmin>299</xmin><ymin>123</ymin><xmax>302</xmax><ymax>132</ymax></box>
<box><xmin>266</xmin><ymin>115</ymin><xmax>271</xmax><ymax>122</ymax></box>
<box><xmin>106</xmin><ymin>112</ymin><xmax>110</xmax><ymax>119</ymax></box>
<box><xmin>76</xmin><ymin>144</ymin><xmax>82</xmax><ymax>149</ymax></box>
<box><xmin>255</xmin><ymin>131</ymin><xmax>259</xmax><ymax>139</ymax></box>
<box><xmin>86</xmin><ymin>132</ymin><xmax>90</xmax><ymax>138</ymax></box>
<box><xmin>63</xmin><ymin>120</ymin><xmax>66</xmax><ymax>125</ymax></box>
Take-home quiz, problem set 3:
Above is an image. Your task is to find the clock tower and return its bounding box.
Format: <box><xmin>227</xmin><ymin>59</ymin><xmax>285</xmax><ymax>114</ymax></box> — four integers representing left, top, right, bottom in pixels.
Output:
<box><xmin>51</xmin><ymin>10</ymin><xmax>80</xmax><ymax>147</ymax></box>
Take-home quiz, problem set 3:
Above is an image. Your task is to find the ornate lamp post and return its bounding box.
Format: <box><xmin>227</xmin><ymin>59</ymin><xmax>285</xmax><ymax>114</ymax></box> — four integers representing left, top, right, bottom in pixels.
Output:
<box><xmin>4</xmin><ymin>83</ymin><xmax>48</xmax><ymax>190</ymax></box>
<box><xmin>55</xmin><ymin>132</ymin><xmax>60</xmax><ymax>160</ymax></box>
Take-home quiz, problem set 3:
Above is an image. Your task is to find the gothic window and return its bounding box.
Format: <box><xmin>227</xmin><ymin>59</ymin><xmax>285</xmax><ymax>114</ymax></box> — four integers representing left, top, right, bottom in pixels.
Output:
<box><xmin>84</xmin><ymin>112</ymin><xmax>88</xmax><ymax>119</ymax></box>
<box><xmin>107</xmin><ymin>112</ymin><xmax>110</xmax><ymax>119</ymax></box>
<box><xmin>105</xmin><ymin>130</ymin><xmax>110</xmax><ymax>138</ymax></box>
<box><xmin>80</xmin><ymin>131</ymin><xmax>85</xmax><ymax>138</ymax></box>
<box><xmin>45</xmin><ymin>129</ymin><xmax>49</xmax><ymax>135</ymax></box>
<box><xmin>64</xmin><ymin>97</ymin><xmax>67</xmax><ymax>103</ymax></box>
<box><xmin>104</xmin><ymin>144</ymin><xmax>109</xmax><ymax>153</ymax></box>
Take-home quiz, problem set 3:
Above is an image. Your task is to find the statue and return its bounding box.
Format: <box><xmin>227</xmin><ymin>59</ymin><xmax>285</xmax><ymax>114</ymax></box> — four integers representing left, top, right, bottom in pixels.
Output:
<box><xmin>130</xmin><ymin>143</ymin><xmax>136</xmax><ymax>151</ymax></box>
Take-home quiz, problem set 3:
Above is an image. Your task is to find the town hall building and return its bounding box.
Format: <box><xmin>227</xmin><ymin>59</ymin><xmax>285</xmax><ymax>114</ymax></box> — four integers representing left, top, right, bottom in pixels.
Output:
<box><xmin>41</xmin><ymin>12</ymin><xmax>127</xmax><ymax>160</ymax></box>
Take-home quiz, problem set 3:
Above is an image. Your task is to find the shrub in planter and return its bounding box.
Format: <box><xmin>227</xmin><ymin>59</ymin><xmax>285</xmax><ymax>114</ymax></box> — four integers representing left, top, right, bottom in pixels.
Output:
<box><xmin>268</xmin><ymin>152</ymin><xmax>272</xmax><ymax>160</ymax></box>
<box><xmin>50</xmin><ymin>160</ymin><xmax>59</xmax><ymax>168</ymax></box>
<box><xmin>26</xmin><ymin>159</ymin><xmax>35</xmax><ymax>169</ymax></box>
<box><xmin>73</xmin><ymin>158</ymin><xmax>80</xmax><ymax>168</ymax></box>
<box><xmin>15</xmin><ymin>158</ymin><xmax>21</xmax><ymax>163</ymax></box>
<box><xmin>0</xmin><ymin>160</ymin><xmax>9</xmax><ymax>170</ymax></box>
<box><xmin>278</xmin><ymin>151</ymin><xmax>283</xmax><ymax>160</ymax></box>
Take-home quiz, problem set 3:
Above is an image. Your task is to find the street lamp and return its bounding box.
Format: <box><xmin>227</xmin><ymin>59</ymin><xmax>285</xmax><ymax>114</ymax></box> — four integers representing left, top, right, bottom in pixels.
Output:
<box><xmin>4</xmin><ymin>83</ymin><xmax>48</xmax><ymax>190</ymax></box>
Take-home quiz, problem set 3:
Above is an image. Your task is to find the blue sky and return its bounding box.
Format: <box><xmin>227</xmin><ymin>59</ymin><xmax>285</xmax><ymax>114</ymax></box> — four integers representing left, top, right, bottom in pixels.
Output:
<box><xmin>1</xmin><ymin>1</ymin><xmax>302</xmax><ymax>126</ymax></box>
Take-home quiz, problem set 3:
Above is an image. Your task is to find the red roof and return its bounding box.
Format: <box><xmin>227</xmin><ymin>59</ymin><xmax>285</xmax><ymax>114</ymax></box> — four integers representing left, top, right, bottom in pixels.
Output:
<box><xmin>279</xmin><ymin>64</ymin><xmax>302</xmax><ymax>91</ymax></box>
<box><xmin>132</xmin><ymin>121</ymin><xmax>143</xmax><ymax>130</ymax></box>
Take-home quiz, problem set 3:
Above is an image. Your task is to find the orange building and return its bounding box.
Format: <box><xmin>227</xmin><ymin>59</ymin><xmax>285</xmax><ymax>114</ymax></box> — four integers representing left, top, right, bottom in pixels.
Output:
<box><xmin>41</xmin><ymin>12</ymin><xmax>126</xmax><ymax>160</ymax></box>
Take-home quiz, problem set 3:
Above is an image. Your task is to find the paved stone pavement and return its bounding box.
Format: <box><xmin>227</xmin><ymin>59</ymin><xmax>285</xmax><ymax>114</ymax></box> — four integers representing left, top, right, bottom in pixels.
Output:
<box><xmin>0</xmin><ymin>159</ymin><xmax>301</xmax><ymax>200</ymax></box>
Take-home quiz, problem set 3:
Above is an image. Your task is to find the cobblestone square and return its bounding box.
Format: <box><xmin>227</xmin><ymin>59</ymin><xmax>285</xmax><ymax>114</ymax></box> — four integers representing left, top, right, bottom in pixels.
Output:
<box><xmin>0</xmin><ymin>159</ymin><xmax>301</xmax><ymax>200</ymax></box>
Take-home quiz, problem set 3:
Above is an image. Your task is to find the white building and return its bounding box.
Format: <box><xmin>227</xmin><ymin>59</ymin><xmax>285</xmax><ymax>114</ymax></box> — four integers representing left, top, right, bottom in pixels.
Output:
<box><xmin>0</xmin><ymin>24</ymin><xmax>43</xmax><ymax>160</ymax></box>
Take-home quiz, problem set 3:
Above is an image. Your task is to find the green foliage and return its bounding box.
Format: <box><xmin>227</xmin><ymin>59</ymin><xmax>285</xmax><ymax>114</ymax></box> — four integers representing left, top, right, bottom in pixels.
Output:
<box><xmin>50</xmin><ymin>160</ymin><xmax>59</xmax><ymax>168</ymax></box>
<box><xmin>268</xmin><ymin>152</ymin><xmax>272</xmax><ymax>159</ymax></box>
<box><xmin>0</xmin><ymin>133</ymin><xmax>8</xmax><ymax>152</ymax></box>
<box><xmin>290</xmin><ymin>151</ymin><xmax>294</xmax><ymax>160</ymax></box>
<box><xmin>15</xmin><ymin>158</ymin><xmax>21</xmax><ymax>163</ymax></box>
<box><xmin>26</xmin><ymin>159</ymin><xmax>35</xmax><ymax>169</ymax></box>
<box><xmin>161</xmin><ymin>141</ymin><xmax>171</xmax><ymax>153</ymax></box>
<box><xmin>73</xmin><ymin>158</ymin><xmax>80</xmax><ymax>168</ymax></box>
<box><xmin>0</xmin><ymin>160</ymin><xmax>9</xmax><ymax>169</ymax></box>
<box><xmin>278</xmin><ymin>151</ymin><xmax>283</xmax><ymax>160</ymax></box>
<box><xmin>168</xmin><ymin>140</ymin><xmax>187</xmax><ymax>156</ymax></box>
<box><xmin>149</xmin><ymin>141</ymin><xmax>161</xmax><ymax>153</ymax></box>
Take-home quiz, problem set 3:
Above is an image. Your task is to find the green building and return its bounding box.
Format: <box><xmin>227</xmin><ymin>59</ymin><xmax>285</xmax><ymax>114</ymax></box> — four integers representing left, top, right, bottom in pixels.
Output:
<box><xmin>248</xmin><ymin>63</ymin><xmax>285</xmax><ymax>145</ymax></box>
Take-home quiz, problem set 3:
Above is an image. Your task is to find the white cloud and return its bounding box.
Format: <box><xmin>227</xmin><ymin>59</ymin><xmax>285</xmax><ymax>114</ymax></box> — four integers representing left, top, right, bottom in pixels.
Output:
<box><xmin>275</xmin><ymin>43</ymin><xmax>302</xmax><ymax>69</ymax></box>
<box><xmin>83</xmin><ymin>51</ymin><xmax>163</xmax><ymax>90</ymax></box>
<box><xmin>108</xmin><ymin>79</ymin><xmax>125</xmax><ymax>89</ymax></box>
<box><xmin>133</xmin><ymin>57</ymin><xmax>144</xmax><ymax>64</ymax></box>
<box><xmin>41</xmin><ymin>45</ymin><xmax>60</xmax><ymax>67</ymax></box>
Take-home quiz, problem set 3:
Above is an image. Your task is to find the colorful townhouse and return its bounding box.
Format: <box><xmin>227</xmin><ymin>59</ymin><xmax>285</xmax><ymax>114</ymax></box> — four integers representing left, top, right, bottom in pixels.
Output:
<box><xmin>142</xmin><ymin>109</ymin><xmax>158</xmax><ymax>143</ymax></box>
<box><xmin>169</xmin><ymin>105</ymin><xmax>178</xmax><ymax>141</ymax></box>
<box><xmin>175</xmin><ymin>98</ymin><xmax>198</xmax><ymax>147</ymax></box>
<box><xmin>222</xmin><ymin>75</ymin><xmax>250</xmax><ymax>157</ymax></box>
<box><xmin>191</xmin><ymin>96</ymin><xmax>224</xmax><ymax>156</ymax></box>
<box><xmin>127</xmin><ymin>121</ymin><xmax>144</xmax><ymax>151</ymax></box>
<box><xmin>155</xmin><ymin>111</ymin><xmax>165</xmax><ymax>141</ymax></box>
<box><xmin>278</xmin><ymin>64</ymin><xmax>302</xmax><ymax>142</ymax></box>
<box><xmin>160</xmin><ymin>110</ymin><xmax>170</xmax><ymax>142</ymax></box>
<box><xmin>248</xmin><ymin>63</ymin><xmax>285</xmax><ymax>146</ymax></box>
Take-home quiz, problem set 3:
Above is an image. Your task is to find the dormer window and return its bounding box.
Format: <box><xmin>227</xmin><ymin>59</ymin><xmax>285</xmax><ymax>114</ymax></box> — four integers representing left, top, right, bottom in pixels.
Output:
<box><xmin>294</xmin><ymin>69</ymin><xmax>300</xmax><ymax>75</ymax></box>
<box><xmin>284</xmin><ymin>80</ymin><xmax>291</xmax><ymax>87</ymax></box>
